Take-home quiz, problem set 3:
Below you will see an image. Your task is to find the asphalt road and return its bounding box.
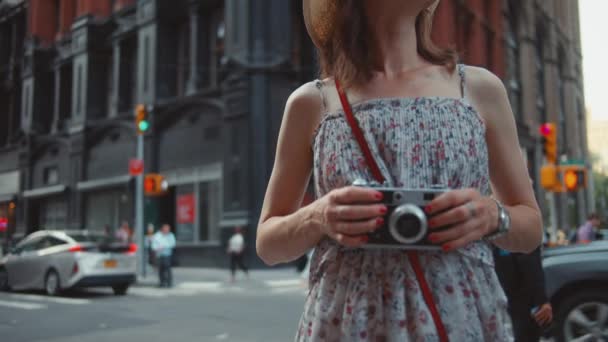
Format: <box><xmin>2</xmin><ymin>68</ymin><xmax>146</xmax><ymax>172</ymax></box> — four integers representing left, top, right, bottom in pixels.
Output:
<box><xmin>0</xmin><ymin>268</ymin><xmax>307</xmax><ymax>342</ymax></box>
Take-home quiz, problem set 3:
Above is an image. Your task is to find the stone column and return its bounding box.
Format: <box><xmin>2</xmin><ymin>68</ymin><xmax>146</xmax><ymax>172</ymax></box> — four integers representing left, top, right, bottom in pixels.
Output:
<box><xmin>51</xmin><ymin>66</ymin><xmax>61</xmax><ymax>133</ymax></box>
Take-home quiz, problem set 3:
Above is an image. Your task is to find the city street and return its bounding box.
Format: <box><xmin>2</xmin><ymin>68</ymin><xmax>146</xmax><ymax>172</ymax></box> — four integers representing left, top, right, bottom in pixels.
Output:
<box><xmin>0</xmin><ymin>268</ymin><xmax>306</xmax><ymax>342</ymax></box>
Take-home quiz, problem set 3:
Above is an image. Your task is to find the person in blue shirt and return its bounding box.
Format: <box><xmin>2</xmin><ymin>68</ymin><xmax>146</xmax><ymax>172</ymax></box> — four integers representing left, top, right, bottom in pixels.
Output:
<box><xmin>152</xmin><ymin>224</ymin><xmax>176</xmax><ymax>288</ymax></box>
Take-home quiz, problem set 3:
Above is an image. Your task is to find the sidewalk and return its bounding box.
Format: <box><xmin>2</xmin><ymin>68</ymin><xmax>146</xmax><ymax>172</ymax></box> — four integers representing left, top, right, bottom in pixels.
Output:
<box><xmin>136</xmin><ymin>266</ymin><xmax>303</xmax><ymax>287</ymax></box>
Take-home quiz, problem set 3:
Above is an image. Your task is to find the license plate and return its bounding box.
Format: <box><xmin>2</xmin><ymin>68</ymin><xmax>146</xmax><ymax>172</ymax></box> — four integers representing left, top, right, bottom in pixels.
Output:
<box><xmin>104</xmin><ymin>259</ymin><xmax>117</xmax><ymax>268</ymax></box>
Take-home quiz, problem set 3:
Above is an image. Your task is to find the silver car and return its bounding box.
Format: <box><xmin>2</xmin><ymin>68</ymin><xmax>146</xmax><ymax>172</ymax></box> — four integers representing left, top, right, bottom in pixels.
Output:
<box><xmin>0</xmin><ymin>230</ymin><xmax>137</xmax><ymax>296</ymax></box>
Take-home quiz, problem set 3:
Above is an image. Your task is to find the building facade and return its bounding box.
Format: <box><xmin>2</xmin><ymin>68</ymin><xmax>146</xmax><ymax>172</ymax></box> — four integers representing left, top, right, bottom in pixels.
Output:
<box><xmin>0</xmin><ymin>0</ymin><xmax>589</xmax><ymax>266</ymax></box>
<box><xmin>435</xmin><ymin>0</ymin><xmax>590</xmax><ymax>232</ymax></box>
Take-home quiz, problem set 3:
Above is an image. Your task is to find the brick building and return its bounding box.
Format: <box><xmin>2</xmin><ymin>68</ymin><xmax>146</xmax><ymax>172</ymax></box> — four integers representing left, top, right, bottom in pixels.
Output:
<box><xmin>0</xmin><ymin>0</ymin><xmax>589</xmax><ymax>266</ymax></box>
<box><xmin>434</xmin><ymin>0</ymin><xmax>590</xmax><ymax>232</ymax></box>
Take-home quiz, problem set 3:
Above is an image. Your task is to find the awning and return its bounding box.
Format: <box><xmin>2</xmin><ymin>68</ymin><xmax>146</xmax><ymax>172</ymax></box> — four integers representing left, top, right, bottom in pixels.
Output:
<box><xmin>23</xmin><ymin>185</ymin><xmax>67</xmax><ymax>199</ymax></box>
<box><xmin>76</xmin><ymin>174</ymin><xmax>132</xmax><ymax>192</ymax></box>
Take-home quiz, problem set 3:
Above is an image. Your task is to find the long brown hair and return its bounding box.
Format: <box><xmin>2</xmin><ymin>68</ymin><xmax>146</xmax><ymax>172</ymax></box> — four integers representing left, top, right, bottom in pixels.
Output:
<box><xmin>318</xmin><ymin>1</ymin><xmax>458</xmax><ymax>88</ymax></box>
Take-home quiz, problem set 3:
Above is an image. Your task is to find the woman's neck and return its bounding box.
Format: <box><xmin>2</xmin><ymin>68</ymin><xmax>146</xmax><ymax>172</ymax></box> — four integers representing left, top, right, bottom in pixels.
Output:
<box><xmin>365</xmin><ymin>5</ymin><xmax>426</xmax><ymax>78</ymax></box>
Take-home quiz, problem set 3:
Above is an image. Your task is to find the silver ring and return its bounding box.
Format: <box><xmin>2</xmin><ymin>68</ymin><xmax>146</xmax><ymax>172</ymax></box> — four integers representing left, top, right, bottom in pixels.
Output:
<box><xmin>466</xmin><ymin>202</ymin><xmax>477</xmax><ymax>219</ymax></box>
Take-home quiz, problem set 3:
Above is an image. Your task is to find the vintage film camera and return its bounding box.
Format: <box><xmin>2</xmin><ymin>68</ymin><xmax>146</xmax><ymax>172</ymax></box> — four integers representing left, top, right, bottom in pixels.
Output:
<box><xmin>353</xmin><ymin>179</ymin><xmax>448</xmax><ymax>250</ymax></box>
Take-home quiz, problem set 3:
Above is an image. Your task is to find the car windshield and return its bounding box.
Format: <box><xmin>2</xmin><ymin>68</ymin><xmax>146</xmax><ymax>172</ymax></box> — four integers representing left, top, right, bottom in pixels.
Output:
<box><xmin>69</xmin><ymin>233</ymin><xmax>121</xmax><ymax>245</ymax></box>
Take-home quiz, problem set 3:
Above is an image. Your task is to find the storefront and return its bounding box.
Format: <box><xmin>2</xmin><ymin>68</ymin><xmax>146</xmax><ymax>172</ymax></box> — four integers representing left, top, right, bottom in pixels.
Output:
<box><xmin>158</xmin><ymin>164</ymin><xmax>224</xmax><ymax>267</ymax></box>
<box><xmin>77</xmin><ymin>175</ymin><xmax>133</xmax><ymax>234</ymax></box>
<box><xmin>23</xmin><ymin>185</ymin><xmax>69</xmax><ymax>231</ymax></box>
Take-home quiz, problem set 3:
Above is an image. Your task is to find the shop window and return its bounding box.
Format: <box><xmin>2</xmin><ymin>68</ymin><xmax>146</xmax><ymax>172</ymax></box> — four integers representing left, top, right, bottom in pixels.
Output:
<box><xmin>174</xmin><ymin>180</ymin><xmax>221</xmax><ymax>243</ymax></box>
<box><xmin>39</xmin><ymin>199</ymin><xmax>67</xmax><ymax>230</ymax></box>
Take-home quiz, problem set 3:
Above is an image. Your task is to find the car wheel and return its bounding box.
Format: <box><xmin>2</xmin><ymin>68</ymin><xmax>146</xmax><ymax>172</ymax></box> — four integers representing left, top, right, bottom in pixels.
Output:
<box><xmin>0</xmin><ymin>268</ymin><xmax>9</xmax><ymax>291</ymax></box>
<box><xmin>44</xmin><ymin>270</ymin><xmax>61</xmax><ymax>296</ymax></box>
<box><xmin>112</xmin><ymin>284</ymin><xmax>129</xmax><ymax>296</ymax></box>
<box><xmin>555</xmin><ymin>289</ymin><xmax>608</xmax><ymax>342</ymax></box>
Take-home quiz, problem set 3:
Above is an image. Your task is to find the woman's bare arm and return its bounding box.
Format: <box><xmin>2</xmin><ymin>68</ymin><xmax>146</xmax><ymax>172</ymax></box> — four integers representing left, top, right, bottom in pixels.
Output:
<box><xmin>466</xmin><ymin>66</ymin><xmax>543</xmax><ymax>253</ymax></box>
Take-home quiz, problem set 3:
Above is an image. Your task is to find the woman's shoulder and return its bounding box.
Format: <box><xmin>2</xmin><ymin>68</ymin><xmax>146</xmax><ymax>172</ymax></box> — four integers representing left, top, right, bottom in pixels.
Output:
<box><xmin>461</xmin><ymin>65</ymin><xmax>507</xmax><ymax>99</ymax></box>
<box><xmin>282</xmin><ymin>80</ymin><xmax>328</xmax><ymax>133</ymax></box>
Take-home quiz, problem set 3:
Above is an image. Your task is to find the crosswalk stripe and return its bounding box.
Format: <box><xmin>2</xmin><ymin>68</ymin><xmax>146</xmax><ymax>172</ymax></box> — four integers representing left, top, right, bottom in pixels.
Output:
<box><xmin>127</xmin><ymin>287</ymin><xmax>168</xmax><ymax>298</ymax></box>
<box><xmin>5</xmin><ymin>293</ymin><xmax>91</xmax><ymax>305</ymax></box>
<box><xmin>265</xmin><ymin>279</ymin><xmax>303</xmax><ymax>288</ymax></box>
<box><xmin>0</xmin><ymin>299</ymin><xmax>47</xmax><ymax>310</ymax></box>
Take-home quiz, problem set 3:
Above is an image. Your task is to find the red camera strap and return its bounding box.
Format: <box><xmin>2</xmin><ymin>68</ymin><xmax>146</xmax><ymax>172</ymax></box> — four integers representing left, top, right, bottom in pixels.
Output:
<box><xmin>335</xmin><ymin>79</ymin><xmax>449</xmax><ymax>342</ymax></box>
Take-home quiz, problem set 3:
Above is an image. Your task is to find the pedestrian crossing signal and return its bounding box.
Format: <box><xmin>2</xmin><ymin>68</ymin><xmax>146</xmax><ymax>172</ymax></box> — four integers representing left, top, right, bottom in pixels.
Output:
<box><xmin>540</xmin><ymin>164</ymin><xmax>587</xmax><ymax>192</ymax></box>
<box><xmin>563</xmin><ymin>166</ymin><xmax>586</xmax><ymax>192</ymax></box>
<box><xmin>144</xmin><ymin>174</ymin><xmax>168</xmax><ymax>196</ymax></box>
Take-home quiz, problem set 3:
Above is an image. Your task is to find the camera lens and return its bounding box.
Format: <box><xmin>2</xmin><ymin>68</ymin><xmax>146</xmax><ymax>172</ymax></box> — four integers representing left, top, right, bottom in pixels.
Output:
<box><xmin>388</xmin><ymin>204</ymin><xmax>428</xmax><ymax>245</ymax></box>
<box><xmin>395</xmin><ymin>214</ymin><xmax>422</xmax><ymax>239</ymax></box>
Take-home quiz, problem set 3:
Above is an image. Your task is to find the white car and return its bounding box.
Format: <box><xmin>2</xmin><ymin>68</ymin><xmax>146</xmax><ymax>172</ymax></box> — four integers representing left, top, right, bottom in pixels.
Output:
<box><xmin>0</xmin><ymin>230</ymin><xmax>137</xmax><ymax>295</ymax></box>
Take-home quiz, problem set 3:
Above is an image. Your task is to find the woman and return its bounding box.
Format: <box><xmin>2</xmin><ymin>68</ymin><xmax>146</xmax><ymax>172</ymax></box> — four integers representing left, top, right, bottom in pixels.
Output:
<box><xmin>256</xmin><ymin>0</ymin><xmax>542</xmax><ymax>340</ymax></box>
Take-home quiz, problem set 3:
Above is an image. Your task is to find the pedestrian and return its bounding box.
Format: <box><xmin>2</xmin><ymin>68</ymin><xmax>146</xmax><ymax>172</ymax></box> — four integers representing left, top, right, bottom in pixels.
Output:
<box><xmin>255</xmin><ymin>0</ymin><xmax>543</xmax><ymax>340</ymax></box>
<box><xmin>152</xmin><ymin>224</ymin><xmax>176</xmax><ymax>288</ymax></box>
<box><xmin>115</xmin><ymin>221</ymin><xmax>132</xmax><ymax>244</ymax></box>
<box><xmin>494</xmin><ymin>246</ymin><xmax>553</xmax><ymax>341</ymax></box>
<box><xmin>227</xmin><ymin>226</ymin><xmax>249</xmax><ymax>283</ymax></box>
<box><xmin>576</xmin><ymin>213</ymin><xmax>601</xmax><ymax>244</ymax></box>
<box><xmin>145</xmin><ymin>224</ymin><xmax>156</xmax><ymax>268</ymax></box>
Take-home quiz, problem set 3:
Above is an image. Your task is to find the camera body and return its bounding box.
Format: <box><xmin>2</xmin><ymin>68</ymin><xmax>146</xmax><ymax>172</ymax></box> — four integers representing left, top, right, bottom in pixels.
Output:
<box><xmin>353</xmin><ymin>179</ymin><xmax>448</xmax><ymax>250</ymax></box>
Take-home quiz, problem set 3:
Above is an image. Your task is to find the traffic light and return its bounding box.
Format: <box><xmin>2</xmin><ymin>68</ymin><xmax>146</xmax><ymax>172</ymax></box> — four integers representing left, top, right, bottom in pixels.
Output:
<box><xmin>144</xmin><ymin>173</ymin><xmax>168</xmax><ymax>196</ymax></box>
<box><xmin>540</xmin><ymin>123</ymin><xmax>557</xmax><ymax>164</ymax></box>
<box><xmin>540</xmin><ymin>164</ymin><xmax>587</xmax><ymax>192</ymax></box>
<box><xmin>562</xmin><ymin>165</ymin><xmax>587</xmax><ymax>192</ymax></box>
<box><xmin>135</xmin><ymin>104</ymin><xmax>149</xmax><ymax>134</ymax></box>
<box><xmin>540</xmin><ymin>164</ymin><xmax>560</xmax><ymax>191</ymax></box>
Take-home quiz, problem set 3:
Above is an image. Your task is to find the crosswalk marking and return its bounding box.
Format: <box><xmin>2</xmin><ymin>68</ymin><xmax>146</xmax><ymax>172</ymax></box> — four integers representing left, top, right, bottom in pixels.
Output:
<box><xmin>0</xmin><ymin>299</ymin><xmax>47</xmax><ymax>310</ymax></box>
<box><xmin>265</xmin><ymin>279</ymin><xmax>302</xmax><ymax>288</ymax></box>
<box><xmin>0</xmin><ymin>277</ymin><xmax>307</xmax><ymax>309</ymax></box>
<box><xmin>5</xmin><ymin>293</ymin><xmax>91</xmax><ymax>305</ymax></box>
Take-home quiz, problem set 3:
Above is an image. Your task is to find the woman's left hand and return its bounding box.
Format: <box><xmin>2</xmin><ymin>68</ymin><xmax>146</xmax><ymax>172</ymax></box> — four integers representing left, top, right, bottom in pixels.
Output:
<box><xmin>424</xmin><ymin>188</ymin><xmax>499</xmax><ymax>252</ymax></box>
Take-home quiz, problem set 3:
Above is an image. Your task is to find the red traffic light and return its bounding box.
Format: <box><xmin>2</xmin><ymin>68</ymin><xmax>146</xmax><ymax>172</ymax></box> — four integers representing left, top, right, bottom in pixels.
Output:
<box><xmin>540</xmin><ymin>123</ymin><xmax>554</xmax><ymax>137</ymax></box>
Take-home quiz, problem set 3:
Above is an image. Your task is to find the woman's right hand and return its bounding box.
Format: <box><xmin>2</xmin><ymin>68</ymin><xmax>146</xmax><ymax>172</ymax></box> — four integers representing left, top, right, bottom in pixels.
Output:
<box><xmin>308</xmin><ymin>186</ymin><xmax>387</xmax><ymax>247</ymax></box>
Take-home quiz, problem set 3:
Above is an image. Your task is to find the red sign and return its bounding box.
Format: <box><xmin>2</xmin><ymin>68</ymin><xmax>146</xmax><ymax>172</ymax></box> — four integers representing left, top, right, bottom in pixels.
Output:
<box><xmin>177</xmin><ymin>194</ymin><xmax>195</xmax><ymax>224</ymax></box>
<box><xmin>0</xmin><ymin>217</ymin><xmax>7</xmax><ymax>232</ymax></box>
<box><xmin>129</xmin><ymin>159</ymin><xmax>144</xmax><ymax>176</ymax></box>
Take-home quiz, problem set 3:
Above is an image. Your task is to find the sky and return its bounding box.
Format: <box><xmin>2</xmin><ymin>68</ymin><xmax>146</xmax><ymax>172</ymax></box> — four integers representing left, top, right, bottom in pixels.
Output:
<box><xmin>580</xmin><ymin>1</ymin><xmax>608</xmax><ymax>121</ymax></box>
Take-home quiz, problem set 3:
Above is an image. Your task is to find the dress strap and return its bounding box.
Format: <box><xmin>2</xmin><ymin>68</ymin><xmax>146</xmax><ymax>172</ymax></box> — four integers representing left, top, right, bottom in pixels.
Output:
<box><xmin>457</xmin><ymin>64</ymin><xmax>467</xmax><ymax>99</ymax></box>
<box><xmin>314</xmin><ymin>80</ymin><xmax>328</xmax><ymax>112</ymax></box>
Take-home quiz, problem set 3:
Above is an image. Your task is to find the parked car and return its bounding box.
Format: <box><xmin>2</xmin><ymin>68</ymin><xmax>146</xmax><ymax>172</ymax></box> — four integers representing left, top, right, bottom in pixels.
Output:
<box><xmin>0</xmin><ymin>230</ymin><xmax>137</xmax><ymax>296</ymax></box>
<box><xmin>543</xmin><ymin>241</ymin><xmax>608</xmax><ymax>341</ymax></box>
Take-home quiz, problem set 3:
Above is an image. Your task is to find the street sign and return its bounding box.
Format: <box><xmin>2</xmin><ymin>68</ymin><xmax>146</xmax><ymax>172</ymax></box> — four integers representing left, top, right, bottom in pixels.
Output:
<box><xmin>129</xmin><ymin>159</ymin><xmax>144</xmax><ymax>176</ymax></box>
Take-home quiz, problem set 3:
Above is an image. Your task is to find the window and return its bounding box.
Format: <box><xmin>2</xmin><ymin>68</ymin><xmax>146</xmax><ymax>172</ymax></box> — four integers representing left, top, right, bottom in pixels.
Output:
<box><xmin>506</xmin><ymin>1</ymin><xmax>522</xmax><ymax>120</ymax></box>
<box><xmin>54</xmin><ymin>0</ymin><xmax>61</xmax><ymax>34</ymax></box>
<box><xmin>176</xmin><ymin>20</ymin><xmax>190</xmax><ymax>96</ymax></box>
<box><xmin>557</xmin><ymin>47</ymin><xmax>568</xmax><ymax>152</ymax></box>
<box><xmin>76</xmin><ymin>64</ymin><xmax>83</xmax><ymax>115</ymax></box>
<box><xmin>43</xmin><ymin>166</ymin><xmax>59</xmax><ymax>185</ymax></box>
<box><xmin>38</xmin><ymin>236</ymin><xmax>68</xmax><ymax>250</ymax></box>
<box><xmin>208</xmin><ymin>8</ymin><xmax>225</xmax><ymax>86</ymax></box>
<box><xmin>39</xmin><ymin>199</ymin><xmax>67</xmax><ymax>230</ymax></box>
<box><xmin>15</xmin><ymin>236</ymin><xmax>44</xmax><ymax>253</ymax></box>
<box><xmin>535</xmin><ymin>22</ymin><xmax>547</xmax><ymax>123</ymax></box>
<box><xmin>23</xmin><ymin>84</ymin><xmax>30</xmax><ymax>120</ymax></box>
<box><xmin>143</xmin><ymin>35</ymin><xmax>150</xmax><ymax>93</ymax></box>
